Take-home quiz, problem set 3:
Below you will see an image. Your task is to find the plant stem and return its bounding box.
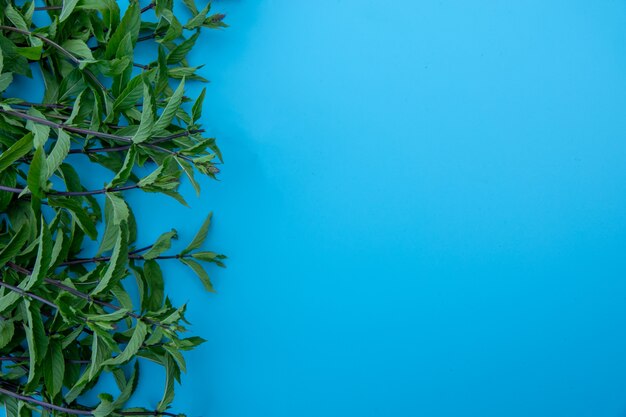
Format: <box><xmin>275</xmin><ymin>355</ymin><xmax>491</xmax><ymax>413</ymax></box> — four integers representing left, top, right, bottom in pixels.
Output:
<box><xmin>140</xmin><ymin>2</ymin><xmax>156</xmax><ymax>13</ymax></box>
<box><xmin>0</xmin><ymin>386</ymin><xmax>92</xmax><ymax>415</ymax></box>
<box><xmin>129</xmin><ymin>244</ymin><xmax>154</xmax><ymax>255</ymax></box>
<box><xmin>5</xmin><ymin>263</ymin><xmax>170</xmax><ymax>329</ymax></box>
<box><xmin>0</xmin><ymin>25</ymin><xmax>110</xmax><ymax>96</ymax></box>
<box><xmin>0</xmin><ymin>108</ymin><xmax>197</xmax><ymax>162</ymax></box>
<box><xmin>62</xmin><ymin>253</ymin><xmax>186</xmax><ymax>266</ymax></box>
<box><xmin>0</xmin><ymin>278</ymin><xmax>58</xmax><ymax>309</ymax></box>
<box><xmin>15</xmin><ymin>101</ymin><xmax>71</xmax><ymax>110</ymax></box>
<box><xmin>0</xmin><ymin>183</ymin><xmax>141</xmax><ymax>197</ymax></box>
<box><xmin>67</xmin><ymin>129</ymin><xmax>206</xmax><ymax>155</ymax></box>
<box><xmin>34</xmin><ymin>6</ymin><xmax>61</xmax><ymax>11</ymax></box>
<box><xmin>0</xmin><ymin>356</ymin><xmax>90</xmax><ymax>364</ymax></box>
<box><xmin>0</xmin><ymin>384</ymin><xmax>181</xmax><ymax>416</ymax></box>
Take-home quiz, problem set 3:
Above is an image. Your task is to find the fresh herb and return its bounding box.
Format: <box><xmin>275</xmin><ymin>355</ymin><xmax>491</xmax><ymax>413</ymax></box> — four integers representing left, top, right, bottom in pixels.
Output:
<box><xmin>0</xmin><ymin>1</ymin><xmax>228</xmax><ymax>416</ymax></box>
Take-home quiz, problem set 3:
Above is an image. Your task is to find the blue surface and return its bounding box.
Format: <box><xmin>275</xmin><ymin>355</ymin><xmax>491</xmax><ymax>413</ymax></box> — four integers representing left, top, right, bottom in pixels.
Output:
<box><xmin>9</xmin><ymin>0</ymin><xmax>626</xmax><ymax>416</ymax></box>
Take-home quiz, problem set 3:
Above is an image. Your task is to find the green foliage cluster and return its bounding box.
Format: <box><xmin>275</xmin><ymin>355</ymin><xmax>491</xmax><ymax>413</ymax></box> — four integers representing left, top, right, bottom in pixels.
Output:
<box><xmin>0</xmin><ymin>1</ymin><xmax>227</xmax><ymax>415</ymax></box>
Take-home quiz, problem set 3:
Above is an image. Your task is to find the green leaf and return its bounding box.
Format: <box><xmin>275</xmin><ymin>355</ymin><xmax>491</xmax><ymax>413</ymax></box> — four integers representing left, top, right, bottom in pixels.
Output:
<box><xmin>88</xmin><ymin>332</ymin><xmax>112</xmax><ymax>380</ymax></box>
<box><xmin>105</xmin><ymin>1</ymin><xmax>140</xmax><ymax>59</ymax></box>
<box><xmin>0</xmin><ymin>169</ymin><xmax>15</xmax><ymax>211</ymax></box>
<box><xmin>192</xmin><ymin>87</ymin><xmax>206</xmax><ymax>122</ymax></box>
<box><xmin>131</xmin><ymin>82</ymin><xmax>155</xmax><ymax>143</ymax></box>
<box><xmin>103</xmin><ymin>320</ymin><xmax>148</xmax><ymax>366</ymax></box>
<box><xmin>107</xmin><ymin>145</ymin><xmax>136</xmax><ymax>188</ymax></box>
<box><xmin>0</xmin><ymin>225</ymin><xmax>29</xmax><ymax>269</ymax></box>
<box><xmin>92</xmin><ymin>395</ymin><xmax>115</xmax><ymax>417</ymax></box>
<box><xmin>86</xmin><ymin>308</ymin><xmax>128</xmax><ymax>323</ymax></box>
<box><xmin>97</xmin><ymin>194</ymin><xmax>119</xmax><ymax>255</ymax></box>
<box><xmin>48</xmin><ymin>197</ymin><xmax>98</xmax><ymax>240</ymax></box>
<box><xmin>0</xmin><ymin>72</ymin><xmax>13</xmax><ymax>92</ymax></box>
<box><xmin>142</xmin><ymin>260</ymin><xmax>164</xmax><ymax>311</ymax></box>
<box><xmin>182</xmin><ymin>0</ymin><xmax>199</xmax><ymax>14</ymax></box>
<box><xmin>157</xmin><ymin>354</ymin><xmax>179</xmax><ymax>411</ymax></box>
<box><xmin>0</xmin><ymin>132</ymin><xmax>32</xmax><ymax>174</ymax></box>
<box><xmin>62</xmin><ymin>39</ymin><xmax>95</xmax><ymax>60</ymax></box>
<box><xmin>113</xmin><ymin>73</ymin><xmax>145</xmax><ymax>111</ymax></box>
<box><xmin>59</xmin><ymin>0</ymin><xmax>80</xmax><ymax>22</ymax></box>
<box><xmin>113</xmin><ymin>361</ymin><xmax>140</xmax><ymax>407</ymax></box>
<box><xmin>91</xmin><ymin>225</ymin><xmax>128</xmax><ymax>296</ymax></box>
<box><xmin>24</xmin><ymin>299</ymin><xmax>49</xmax><ymax>386</ymax></box>
<box><xmin>5</xmin><ymin>4</ymin><xmax>28</xmax><ymax>31</ymax></box>
<box><xmin>175</xmin><ymin>156</ymin><xmax>200</xmax><ymax>195</ymax></box>
<box><xmin>167</xmin><ymin>33</ymin><xmax>199</xmax><ymax>64</ymax></box>
<box><xmin>26</xmin><ymin>145</ymin><xmax>47</xmax><ymax>199</ymax></box>
<box><xmin>27</xmin><ymin>108</ymin><xmax>50</xmax><ymax>148</ymax></box>
<box><xmin>191</xmin><ymin>251</ymin><xmax>225</xmax><ymax>262</ymax></box>
<box><xmin>181</xmin><ymin>212</ymin><xmax>212</xmax><ymax>255</ymax></box>
<box><xmin>154</xmin><ymin>77</ymin><xmax>185</xmax><ymax>132</ymax></box>
<box><xmin>143</xmin><ymin>229</ymin><xmax>178</xmax><ymax>260</ymax></box>
<box><xmin>46</xmin><ymin>130</ymin><xmax>71</xmax><ymax>178</ymax></box>
<box><xmin>185</xmin><ymin>1</ymin><xmax>211</xmax><ymax>30</ymax></box>
<box><xmin>0</xmin><ymin>319</ymin><xmax>14</xmax><ymax>349</ymax></box>
<box><xmin>15</xmin><ymin>45</ymin><xmax>42</xmax><ymax>60</ymax></box>
<box><xmin>22</xmin><ymin>219</ymin><xmax>52</xmax><ymax>291</ymax></box>
<box><xmin>105</xmin><ymin>192</ymin><xmax>130</xmax><ymax>225</ymax></box>
<box><xmin>43</xmin><ymin>340</ymin><xmax>65</xmax><ymax>398</ymax></box>
<box><xmin>65</xmin><ymin>90</ymin><xmax>84</xmax><ymax>125</ymax></box>
<box><xmin>180</xmin><ymin>257</ymin><xmax>215</xmax><ymax>292</ymax></box>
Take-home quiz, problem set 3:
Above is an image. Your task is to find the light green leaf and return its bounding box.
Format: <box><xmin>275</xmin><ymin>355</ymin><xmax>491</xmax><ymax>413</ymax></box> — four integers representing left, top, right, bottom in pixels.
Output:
<box><xmin>143</xmin><ymin>229</ymin><xmax>177</xmax><ymax>260</ymax></box>
<box><xmin>61</xmin><ymin>39</ymin><xmax>95</xmax><ymax>60</ymax></box>
<box><xmin>175</xmin><ymin>156</ymin><xmax>200</xmax><ymax>195</ymax></box>
<box><xmin>27</xmin><ymin>108</ymin><xmax>50</xmax><ymax>148</ymax></box>
<box><xmin>107</xmin><ymin>146</ymin><xmax>136</xmax><ymax>188</ymax></box>
<box><xmin>153</xmin><ymin>77</ymin><xmax>185</xmax><ymax>132</ymax></box>
<box><xmin>0</xmin><ymin>72</ymin><xmax>13</xmax><ymax>92</ymax></box>
<box><xmin>65</xmin><ymin>90</ymin><xmax>84</xmax><ymax>125</ymax></box>
<box><xmin>90</xmin><ymin>225</ymin><xmax>128</xmax><ymax>296</ymax></box>
<box><xmin>5</xmin><ymin>4</ymin><xmax>28</xmax><ymax>31</ymax></box>
<box><xmin>89</xmin><ymin>332</ymin><xmax>111</xmax><ymax>380</ymax></box>
<box><xmin>92</xmin><ymin>395</ymin><xmax>115</xmax><ymax>417</ymax></box>
<box><xmin>22</xmin><ymin>219</ymin><xmax>52</xmax><ymax>291</ymax></box>
<box><xmin>181</xmin><ymin>212</ymin><xmax>212</xmax><ymax>255</ymax></box>
<box><xmin>185</xmin><ymin>1</ymin><xmax>211</xmax><ymax>30</ymax></box>
<box><xmin>85</xmin><ymin>308</ymin><xmax>128</xmax><ymax>323</ymax></box>
<box><xmin>48</xmin><ymin>196</ymin><xmax>98</xmax><ymax>240</ymax></box>
<box><xmin>157</xmin><ymin>355</ymin><xmax>179</xmax><ymax>411</ymax></box>
<box><xmin>103</xmin><ymin>320</ymin><xmax>147</xmax><ymax>366</ymax></box>
<box><xmin>59</xmin><ymin>0</ymin><xmax>80</xmax><ymax>22</ymax></box>
<box><xmin>131</xmin><ymin>83</ymin><xmax>155</xmax><ymax>143</ymax></box>
<box><xmin>46</xmin><ymin>130</ymin><xmax>71</xmax><ymax>178</ymax></box>
<box><xmin>105</xmin><ymin>192</ymin><xmax>129</xmax><ymax>225</ymax></box>
<box><xmin>181</xmin><ymin>257</ymin><xmax>215</xmax><ymax>292</ymax></box>
<box><xmin>0</xmin><ymin>132</ymin><xmax>33</xmax><ymax>173</ymax></box>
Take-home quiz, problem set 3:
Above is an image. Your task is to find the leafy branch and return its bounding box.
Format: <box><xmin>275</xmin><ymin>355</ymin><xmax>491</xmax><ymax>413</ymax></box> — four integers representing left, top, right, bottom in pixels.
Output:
<box><xmin>0</xmin><ymin>0</ymin><xmax>229</xmax><ymax>416</ymax></box>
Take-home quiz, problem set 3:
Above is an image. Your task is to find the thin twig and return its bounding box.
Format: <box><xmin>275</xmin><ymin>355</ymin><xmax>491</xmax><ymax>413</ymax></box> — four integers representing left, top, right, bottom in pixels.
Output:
<box><xmin>62</xmin><ymin>253</ymin><xmax>184</xmax><ymax>266</ymax></box>
<box><xmin>0</xmin><ymin>108</ymin><xmax>196</xmax><ymax>162</ymax></box>
<box><xmin>0</xmin><ymin>278</ymin><xmax>58</xmax><ymax>309</ymax></box>
<box><xmin>0</xmin><ymin>183</ymin><xmax>140</xmax><ymax>197</ymax></box>
<box><xmin>5</xmin><ymin>263</ymin><xmax>170</xmax><ymax>329</ymax></box>
<box><xmin>0</xmin><ymin>25</ymin><xmax>110</xmax><ymax>96</ymax></box>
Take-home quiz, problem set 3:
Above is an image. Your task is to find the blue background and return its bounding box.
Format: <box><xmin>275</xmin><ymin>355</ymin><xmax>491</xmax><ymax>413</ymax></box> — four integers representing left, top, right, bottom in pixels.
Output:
<box><xmin>10</xmin><ymin>0</ymin><xmax>626</xmax><ymax>416</ymax></box>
